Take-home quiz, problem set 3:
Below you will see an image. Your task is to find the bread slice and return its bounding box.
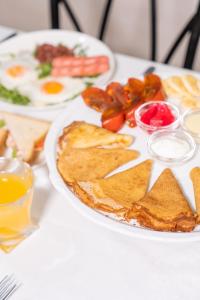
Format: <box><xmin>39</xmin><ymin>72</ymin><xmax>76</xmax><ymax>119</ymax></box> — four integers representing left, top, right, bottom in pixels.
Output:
<box><xmin>74</xmin><ymin>160</ymin><xmax>152</xmax><ymax>217</ymax></box>
<box><xmin>0</xmin><ymin>128</ymin><xmax>8</xmax><ymax>155</ymax></box>
<box><xmin>59</xmin><ymin>121</ymin><xmax>133</xmax><ymax>150</ymax></box>
<box><xmin>133</xmin><ymin>169</ymin><xmax>196</xmax><ymax>232</ymax></box>
<box><xmin>190</xmin><ymin>167</ymin><xmax>200</xmax><ymax>223</ymax></box>
<box><xmin>1</xmin><ymin>111</ymin><xmax>51</xmax><ymax>162</ymax></box>
<box><xmin>58</xmin><ymin>147</ymin><xmax>139</xmax><ymax>184</ymax></box>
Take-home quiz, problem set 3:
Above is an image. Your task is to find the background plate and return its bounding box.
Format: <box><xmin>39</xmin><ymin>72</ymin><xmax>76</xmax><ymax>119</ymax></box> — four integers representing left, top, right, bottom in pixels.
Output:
<box><xmin>0</xmin><ymin>29</ymin><xmax>116</xmax><ymax>112</ymax></box>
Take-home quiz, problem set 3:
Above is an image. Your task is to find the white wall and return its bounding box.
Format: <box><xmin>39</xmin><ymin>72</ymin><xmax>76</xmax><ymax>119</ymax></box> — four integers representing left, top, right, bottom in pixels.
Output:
<box><xmin>0</xmin><ymin>0</ymin><xmax>199</xmax><ymax>70</ymax></box>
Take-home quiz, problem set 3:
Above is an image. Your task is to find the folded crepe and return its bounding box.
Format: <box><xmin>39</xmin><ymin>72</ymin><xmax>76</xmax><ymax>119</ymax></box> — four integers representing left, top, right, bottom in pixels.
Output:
<box><xmin>59</xmin><ymin>121</ymin><xmax>133</xmax><ymax>150</ymax></box>
<box><xmin>57</xmin><ymin>147</ymin><xmax>139</xmax><ymax>185</ymax></box>
<box><xmin>133</xmin><ymin>168</ymin><xmax>196</xmax><ymax>232</ymax></box>
<box><xmin>0</xmin><ymin>128</ymin><xmax>8</xmax><ymax>155</ymax></box>
<box><xmin>190</xmin><ymin>167</ymin><xmax>200</xmax><ymax>223</ymax></box>
<box><xmin>73</xmin><ymin>160</ymin><xmax>152</xmax><ymax>217</ymax></box>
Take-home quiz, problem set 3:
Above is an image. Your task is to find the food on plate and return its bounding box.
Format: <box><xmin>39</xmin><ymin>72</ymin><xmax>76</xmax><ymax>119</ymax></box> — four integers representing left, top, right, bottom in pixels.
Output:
<box><xmin>35</xmin><ymin>43</ymin><xmax>74</xmax><ymax>63</ymax></box>
<box><xmin>162</xmin><ymin>75</ymin><xmax>200</xmax><ymax>108</ymax></box>
<box><xmin>0</xmin><ymin>84</ymin><xmax>30</xmax><ymax>105</ymax></box>
<box><xmin>0</xmin><ymin>41</ymin><xmax>110</xmax><ymax>107</ymax></box>
<box><xmin>182</xmin><ymin>108</ymin><xmax>200</xmax><ymax>143</ymax></box>
<box><xmin>190</xmin><ymin>167</ymin><xmax>200</xmax><ymax>223</ymax></box>
<box><xmin>1</xmin><ymin>111</ymin><xmax>50</xmax><ymax>163</ymax></box>
<box><xmin>132</xmin><ymin>169</ymin><xmax>196</xmax><ymax>232</ymax></box>
<box><xmin>57</xmin><ymin>147</ymin><xmax>139</xmax><ymax>185</ymax></box>
<box><xmin>0</xmin><ymin>54</ymin><xmax>37</xmax><ymax>89</ymax></box>
<box><xmin>18</xmin><ymin>76</ymin><xmax>85</xmax><ymax>106</ymax></box>
<box><xmin>59</xmin><ymin>121</ymin><xmax>133</xmax><ymax>150</ymax></box>
<box><xmin>139</xmin><ymin>103</ymin><xmax>175</xmax><ymax>127</ymax></box>
<box><xmin>81</xmin><ymin>73</ymin><xmax>167</xmax><ymax>132</ymax></box>
<box><xmin>52</xmin><ymin>56</ymin><xmax>109</xmax><ymax>77</ymax></box>
<box><xmin>82</xmin><ymin>87</ymin><xmax>116</xmax><ymax>112</ymax></box>
<box><xmin>101</xmin><ymin>106</ymin><xmax>125</xmax><ymax>132</ymax></box>
<box><xmin>74</xmin><ymin>160</ymin><xmax>152</xmax><ymax>217</ymax></box>
<box><xmin>0</xmin><ymin>128</ymin><xmax>8</xmax><ymax>155</ymax></box>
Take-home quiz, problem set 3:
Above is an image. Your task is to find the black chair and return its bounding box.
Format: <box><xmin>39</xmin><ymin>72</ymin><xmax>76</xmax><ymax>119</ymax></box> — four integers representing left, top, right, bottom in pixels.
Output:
<box><xmin>49</xmin><ymin>0</ymin><xmax>113</xmax><ymax>40</ymax></box>
<box><xmin>163</xmin><ymin>0</ymin><xmax>200</xmax><ymax>69</ymax></box>
<box><xmin>49</xmin><ymin>0</ymin><xmax>157</xmax><ymax>60</ymax></box>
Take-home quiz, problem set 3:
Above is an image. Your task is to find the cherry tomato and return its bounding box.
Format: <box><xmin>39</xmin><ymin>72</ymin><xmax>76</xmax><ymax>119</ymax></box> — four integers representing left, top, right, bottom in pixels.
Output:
<box><xmin>124</xmin><ymin>100</ymin><xmax>143</xmax><ymax>128</ymax></box>
<box><xmin>106</xmin><ymin>82</ymin><xmax>129</xmax><ymax>106</ymax></box>
<box><xmin>101</xmin><ymin>107</ymin><xmax>125</xmax><ymax>132</ymax></box>
<box><xmin>81</xmin><ymin>87</ymin><xmax>116</xmax><ymax>112</ymax></box>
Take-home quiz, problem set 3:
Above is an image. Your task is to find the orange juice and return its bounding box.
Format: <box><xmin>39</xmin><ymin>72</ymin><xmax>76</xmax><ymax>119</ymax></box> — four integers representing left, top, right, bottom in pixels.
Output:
<box><xmin>0</xmin><ymin>158</ymin><xmax>35</xmax><ymax>252</ymax></box>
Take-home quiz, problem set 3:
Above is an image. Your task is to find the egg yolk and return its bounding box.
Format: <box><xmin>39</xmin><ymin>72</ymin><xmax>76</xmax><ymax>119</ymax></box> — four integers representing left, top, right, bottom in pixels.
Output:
<box><xmin>6</xmin><ymin>65</ymin><xmax>26</xmax><ymax>77</ymax></box>
<box><xmin>42</xmin><ymin>81</ymin><xmax>64</xmax><ymax>94</ymax></box>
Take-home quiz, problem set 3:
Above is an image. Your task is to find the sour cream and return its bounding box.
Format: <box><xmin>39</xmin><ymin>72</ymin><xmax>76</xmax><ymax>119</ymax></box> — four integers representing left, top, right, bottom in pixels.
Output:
<box><xmin>150</xmin><ymin>136</ymin><xmax>190</xmax><ymax>159</ymax></box>
<box><xmin>183</xmin><ymin>110</ymin><xmax>200</xmax><ymax>143</ymax></box>
<box><xmin>148</xmin><ymin>129</ymin><xmax>196</xmax><ymax>164</ymax></box>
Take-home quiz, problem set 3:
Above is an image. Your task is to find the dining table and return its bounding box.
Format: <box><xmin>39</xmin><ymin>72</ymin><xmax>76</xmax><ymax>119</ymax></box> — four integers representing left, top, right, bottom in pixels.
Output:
<box><xmin>0</xmin><ymin>25</ymin><xmax>200</xmax><ymax>300</ymax></box>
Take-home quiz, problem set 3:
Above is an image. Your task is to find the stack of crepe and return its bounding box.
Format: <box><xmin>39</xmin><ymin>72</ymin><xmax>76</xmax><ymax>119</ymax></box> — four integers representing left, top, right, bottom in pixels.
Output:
<box><xmin>57</xmin><ymin>121</ymin><xmax>197</xmax><ymax>232</ymax></box>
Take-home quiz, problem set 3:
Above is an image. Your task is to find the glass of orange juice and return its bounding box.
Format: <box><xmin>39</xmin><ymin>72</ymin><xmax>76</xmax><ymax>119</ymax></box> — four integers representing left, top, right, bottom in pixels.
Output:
<box><xmin>0</xmin><ymin>157</ymin><xmax>36</xmax><ymax>253</ymax></box>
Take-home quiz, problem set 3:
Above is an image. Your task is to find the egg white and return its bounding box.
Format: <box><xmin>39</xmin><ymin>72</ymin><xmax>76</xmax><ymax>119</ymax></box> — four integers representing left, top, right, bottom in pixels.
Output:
<box><xmin>0</xmin><ymin>53</ymin><xmax>38</xmax><ymax>89</ymax></box>
<box><xmin>18</xmin><ymin>76</ymin><xmax>86</xmax><ymax>106</ymax></box>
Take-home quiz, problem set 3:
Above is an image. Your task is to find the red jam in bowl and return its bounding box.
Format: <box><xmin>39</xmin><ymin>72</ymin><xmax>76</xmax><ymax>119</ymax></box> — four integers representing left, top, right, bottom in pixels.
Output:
<box><xmin>141</xmin><ymin>103</ymin><xmax>175</xmax><ymax>126</ymax></box>
<box><xmin>135</xmin><ymin>101</ymin><xmax>180</xmax><ymax>133</ymax></box>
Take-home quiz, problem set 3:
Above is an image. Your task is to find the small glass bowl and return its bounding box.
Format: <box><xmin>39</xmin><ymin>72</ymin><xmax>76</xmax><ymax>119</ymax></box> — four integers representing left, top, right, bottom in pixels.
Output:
<box><xmin>181</xmin><ymin>108</ymin><xmax>200</xmax><ymax>144</ymax></box>
<box><xmin>135</xmin><ymin>101</ymin><xmax>180</xmax><ymax>133</ymax></box>
<box><xmin>147</xmin><ymin>129</ymin><xmax>196</xmax><ymax>164</ymax></box>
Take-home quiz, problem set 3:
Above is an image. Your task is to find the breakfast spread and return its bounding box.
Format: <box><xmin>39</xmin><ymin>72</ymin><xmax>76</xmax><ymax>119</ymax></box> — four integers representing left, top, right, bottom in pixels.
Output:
<box><xmin>0</xmin><ymin>42</ymin><xmax>110</xmax><ymax>107</ymax></box>
<box><xmin>0</xmin><ymin>111</ymin><xmax>50</xmax><ymax>164</ymax></box>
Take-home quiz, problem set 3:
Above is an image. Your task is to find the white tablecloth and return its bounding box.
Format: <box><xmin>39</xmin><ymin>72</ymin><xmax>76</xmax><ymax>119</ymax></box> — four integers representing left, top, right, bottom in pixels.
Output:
<box><xmin>0</xmin><ymin>27</ymin><xmax>200</xmax><ymax>300</ymax></box>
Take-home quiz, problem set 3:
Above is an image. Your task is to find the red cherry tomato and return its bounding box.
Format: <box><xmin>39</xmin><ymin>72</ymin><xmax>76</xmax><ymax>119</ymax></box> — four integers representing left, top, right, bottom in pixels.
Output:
<box><xmin>124</xmin><ymin>101</ymin><xmax>143</xmax><ymax>128</ymax></box>
<box><xmin>101</xmin><ymin>107</ymin><xmax>125</xmax><ymax>132</ymax></box>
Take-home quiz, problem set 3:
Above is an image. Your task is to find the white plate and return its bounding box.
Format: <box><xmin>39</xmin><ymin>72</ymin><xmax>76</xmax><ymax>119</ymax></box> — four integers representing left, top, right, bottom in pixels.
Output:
<box><xmin>0</xmin><ymin>29</ymin><xmax>116</xmax><ymax>112</ymax></box>
<box><xmin>45</xmin><ymin>79</ymin><xmax>200</xmax><ymax>242</ymax></box>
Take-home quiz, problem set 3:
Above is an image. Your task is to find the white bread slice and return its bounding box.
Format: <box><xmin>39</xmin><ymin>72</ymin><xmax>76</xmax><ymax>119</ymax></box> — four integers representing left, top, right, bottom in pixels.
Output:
<box><xmin>1</xmin><ymin>111</ymin><xmax>51</xmax><ymax>162</ymax></box>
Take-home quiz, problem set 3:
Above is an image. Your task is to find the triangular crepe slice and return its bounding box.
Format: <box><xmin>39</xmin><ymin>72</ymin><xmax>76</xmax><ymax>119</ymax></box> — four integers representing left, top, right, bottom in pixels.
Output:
<box><xmin>133</xmin><ymin>169</ymin><xmax>195</xmax><ymax>232</ymax></box>
<box><xmin>74</xmin><ymin>160</ymin><xmax>152</xmax><ymax>217</ymax></box>
<box><xmin>57</xmin><ymin>147</ymin><xmax>139</xmax><ymax>185</ymax></box>
<box><xmin>190</xmin><ymin>167</ymin><xmax>200</xmax><ymax>223</ymax></box>
<box><xmin>2</xmin><ymin>111</ymin><xmax>50</xmax><ymax>162</ymax></box>
<box><xmin>0</xmin><ymin>128</ymin><xmax>8</xmax><ymax>155</ymax></box>
<box><xmin>59</xmin><ymin>121</ymin><xmax>133</xmax><ymax>150</ymax></box>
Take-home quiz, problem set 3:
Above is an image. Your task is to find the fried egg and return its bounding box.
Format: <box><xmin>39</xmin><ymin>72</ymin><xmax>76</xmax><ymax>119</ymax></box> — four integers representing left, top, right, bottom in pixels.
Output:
<box><xmin>18</xmin><ymin>77</ymin><xmax>86</xmax><ymax>106</ymax></box>
<box><xmin>0</xmin><ymin>53</ymin><xmax>37</xmax><ymax>89</ymax></box>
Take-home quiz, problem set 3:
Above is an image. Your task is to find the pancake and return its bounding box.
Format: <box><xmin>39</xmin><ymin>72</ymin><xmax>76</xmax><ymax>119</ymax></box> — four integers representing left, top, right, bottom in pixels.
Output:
<box><xmin>190</xmin><ymin>167</ymin><xmax>200</xmax><ymax>223</ymax></box>
<box><xmin>133</xmin><ymin>168</ymin><xmax>196</xmax><ymax>232</ymax></box>
<box><xmin>58</xmin><ymin>121</ymin><xmax>134</xmax><ymax>150</ymax></box>
<box><xmin>75</xmin><ymin>160</ymin><xmax>153</xmax><ymax>217</ymax></box>
<box><xmin>57</xmin><ymin>147</ymin><xmax>139</xmax><ymax>184</ymax></box>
